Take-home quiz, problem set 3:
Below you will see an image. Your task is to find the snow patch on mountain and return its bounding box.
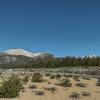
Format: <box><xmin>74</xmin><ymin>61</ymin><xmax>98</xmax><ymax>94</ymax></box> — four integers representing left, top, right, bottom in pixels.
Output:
<box><xmin>4</xmin><ymin>49</ymin><xmax>43</xmax><ymax>58</ymax></box>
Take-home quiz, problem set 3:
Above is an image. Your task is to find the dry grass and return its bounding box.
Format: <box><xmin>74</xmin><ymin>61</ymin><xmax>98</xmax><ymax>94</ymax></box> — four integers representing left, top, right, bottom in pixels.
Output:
<box><xmin>0</xmin><ymin>73</ymin><xmax>100</xmax><ymax>100</ymax></box>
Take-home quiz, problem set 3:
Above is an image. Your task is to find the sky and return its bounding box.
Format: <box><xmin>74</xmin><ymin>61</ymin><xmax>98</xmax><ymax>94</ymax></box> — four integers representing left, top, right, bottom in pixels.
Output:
<box><xmin>0</xmin><ymin>0</ymin><xmax>100</xmax><ymax>57</ymax></box>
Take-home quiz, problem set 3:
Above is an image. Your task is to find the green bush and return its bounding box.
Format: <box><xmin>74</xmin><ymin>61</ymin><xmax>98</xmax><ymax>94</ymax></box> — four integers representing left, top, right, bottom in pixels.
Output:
<box><xmin>81</xmin><ymin>91</ymin><xmax>91</xmax><ymax>96</ymax></box>
<box><xmin>73</xmin><ymin>75</ymin><xmax>80</xmax><ymax>81</ymax></box>
<box><xmin>28</xmin><ymin>84</ymin><xmax>37</xmax><ymax>89</ymax></box>
<box><xmin>45</xmin><ymin>73</ymin><xmax>51</xmax><ymax>76</ymax></box>
<box><xmin>96</xmin><ymin>78</ymin><xmax>100</xmax><ymax>86</ymax></box>
<box><xmin>0</xmin><ymin>75</ymin><xmax>23</xmax><ymax>98</ymax></box>
<box><xmin>82</xmin><ymin>76</ymin><xmax>91</xmax><ymax>80</ymax></box>
<box><xmin>96</xmin><ymin>82</ymin><xmax>100</xmax><ymax>86</ymax></box>
<box><xmin>50</xmin><ymin>74</ymin><xmax>55</xmax><ymax>79</ymax></box>
<box><xmin>69</xmin><ymin>92</ymin><xmax>80</xmax><ymax>99</ymax></box>
<box><xmin>56</xmin><ymin>74</ymin><xmax>62</xmax><ymax>79</ymax></box>
<box><xmin>31</xmin><ymin>73</ymin><xmax>43</xmax><ymax>82</ymax></box>
<box><xmin>35</xmin><ymin>91</ymin><xmax>45</xmax><ymax>96</ymax></box>
<box><xmin>58</xmin><ymin>79</ymin><xmax>72</xmax><ymax>87</ymax></box>
<box><xmin>75</xmin><ymin>82</ymin><xmax>87</xmax><ymax>87</ymax></box>
<box><xmin>63</xmin><ymin>74</ymin><xmax>73</xmax><ymax>78</ymax></box>
<box><xmin>43</xmin><ymin>86</ymin><xmax>57</xmax><ymax>93</ymax></box>
<box><xmin>21</xmin><ymin>86</ymin><xmax>25</xmax><ymax>92</ymax></box>
<box><xmin>22</xmin><ymin>75</ymin><xmax>29</xmax><ymax>84</ymax></box>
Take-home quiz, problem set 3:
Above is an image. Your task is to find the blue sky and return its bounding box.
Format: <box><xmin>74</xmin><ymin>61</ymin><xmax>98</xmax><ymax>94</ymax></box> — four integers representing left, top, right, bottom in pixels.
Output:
<box><xmin>0</xmin><ymin>0</ymin><xmax>100</xmax><ymax>57</ymax></box>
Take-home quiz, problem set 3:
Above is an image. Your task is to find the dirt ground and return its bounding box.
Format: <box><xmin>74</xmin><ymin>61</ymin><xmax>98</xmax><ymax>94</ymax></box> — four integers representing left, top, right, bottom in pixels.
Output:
<box><xmin>1</xmin><ymin>75</ymin><xmax>100</xmax><ymax>100</ymax></box>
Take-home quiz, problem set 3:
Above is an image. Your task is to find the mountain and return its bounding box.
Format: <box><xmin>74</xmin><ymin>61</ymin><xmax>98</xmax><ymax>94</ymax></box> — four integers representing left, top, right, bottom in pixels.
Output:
<box><xmin>0</xmin><ymin>49</ymin><xmax>55</xmax><ymax>68</ymax></box>
<box><xmin>0</xmin><ymin>53</ymin><xmax>33</xmax><ymax>68</ymax></box>
<box><xmin>4</xmin><ymin>49</ymin><xmax>50</xmax><ymax>58</ymax></box>
<box><xmin>0</xmin><ymin>49</ymin><xmax>99</xmax><ymax>69</ymax></box>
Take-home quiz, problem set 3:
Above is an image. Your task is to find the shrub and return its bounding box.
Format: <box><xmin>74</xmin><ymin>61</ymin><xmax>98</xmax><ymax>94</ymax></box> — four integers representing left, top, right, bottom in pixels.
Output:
<box><xmin>28</xmin><ymin>84</ymin><xmax>37</xmax><ymax>89</ymax></box>
<box><xmin>21</xmin><ymin>86</ymin><xmax>25</xmax><ymax>92</ymax></box>
<box><xmin>97</xmin><ymin>77</ymin><xmax>100</xmax><ymax>82</ymax></box>
<box><xmin>63</xmin><ymin>74</ymin><xmax>73</xmax><ymax>78</ymax></box>
<box><xmin>96</xmin><ymin>82</ymin><xmax>100</xmax><ymax>86</ymax></box>
<box><xmin>56</xmin><ymin>74</ymin><xmax>62</xmax><ymax>79</ymax></box>
<box><xmin>35</xmin><ymin>91</ymin><xmax>45</xmax><ymax>96</ymax></box>
<box><xmin>63</xmin><ymin>74</ymin><xmax>67</xmax><ymax>77</ymax></box>
<box><xmin>0</xmin><ymin>75</ymin><xmax>23</xmax><ymax>98</ymax></box>
<box><xmin>50</xmin><ymin>74</ymin><xmax>55</xmax><ymax>79</ymax></box>
<box><xmin>22</xmin><ymin>75</ymin><xmax>29</xmax><ymax>84</ymax></box>
<box><xmin>81</xmin><ymin>91</ymin><xmax>91</xmax><ymax>96</ymax></box>
<box><xmin>31</xmin><ymin>73</ymin><xmax>43</xmax><ymax>82</ymax></box>
<box><xmin>43</xmin><ymin>86</ymin><xmax>57</xmax><ymax>93</ymax></box>
<box><xmin>69</xmin><ymin>92</ymin><xmax>80</xmax><ymax>99</ymax></box>
<box><xmin>48</xmin><ymin>82</ymin><xmax>51</xmax><ymax>84</ymax></box>
<box><xmin>58</xmin><ymin>79</ymin><xmax>72</xmax><ymax>87</ymax></box>
<box><xmin>73</xmin><ymin>75</ymin><xmax>80</xmax><ymax>81</ymax></box>
<box><xmin>75</xmin><ymin>82</ymin><xmax>87</xmax><ymax>87</ymax></box>
<box><xmin>45</xmin><ymin>73</ymin><xmax>51</xmax><ymax>76</ymax></box>
<box><xmin>82</xmin><ymin>76</ymin><xmax>91</xmax><ymax>80</ymax></box>
<box><xmin>96</xmin><ymin>78</ymin><xmax>100</xmax><ymax>86</ymax></box>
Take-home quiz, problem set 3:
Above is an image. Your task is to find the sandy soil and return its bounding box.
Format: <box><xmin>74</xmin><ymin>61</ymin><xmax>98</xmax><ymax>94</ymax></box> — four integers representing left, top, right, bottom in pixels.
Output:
<box><xmin>1</xmin><ymin>75</ymin><xmax>100</xmax><ymax>100</ymax></box>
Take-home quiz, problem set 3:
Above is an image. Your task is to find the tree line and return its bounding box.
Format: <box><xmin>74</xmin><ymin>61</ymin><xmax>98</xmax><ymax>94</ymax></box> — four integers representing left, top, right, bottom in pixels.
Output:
<box><xmin>1</xmin><ymin>56</ymin><xmax>100</xmax><ymax>68</ymax></box>
<box><xmin>18</xmin><ymin>56</ymin><xmax>100</xmax><ymax>68</ymax></box>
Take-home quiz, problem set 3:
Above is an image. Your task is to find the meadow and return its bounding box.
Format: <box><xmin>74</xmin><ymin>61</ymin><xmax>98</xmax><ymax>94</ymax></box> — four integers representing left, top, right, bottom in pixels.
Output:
<box><xmin>0</xmin><ymin>69</ymin><xmax>100</xmax><ymax>100</ymax></box>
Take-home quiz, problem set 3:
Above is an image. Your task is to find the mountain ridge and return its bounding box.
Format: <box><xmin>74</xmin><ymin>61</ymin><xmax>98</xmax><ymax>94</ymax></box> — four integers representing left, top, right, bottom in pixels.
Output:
<box><xmin>0</xmin><ymin>49</ymin><xmax>99</xmax><ymax>68</ymax></box>
<box><xmin>3</xmin><ymin>48</ymin><xmax>53</xmax><ymax>58</ymax></box>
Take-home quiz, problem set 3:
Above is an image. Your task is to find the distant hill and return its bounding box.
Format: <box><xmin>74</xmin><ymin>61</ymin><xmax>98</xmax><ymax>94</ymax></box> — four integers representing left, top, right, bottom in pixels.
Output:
<box><xmin>0</xmin><ymin>49</ymin><xmax>55</xmax><ymax>68</ymax></box>
<box><xmin>0</xmin><ymin>48</ymin><xmax>99</xmax><ymax>68</ymax></box>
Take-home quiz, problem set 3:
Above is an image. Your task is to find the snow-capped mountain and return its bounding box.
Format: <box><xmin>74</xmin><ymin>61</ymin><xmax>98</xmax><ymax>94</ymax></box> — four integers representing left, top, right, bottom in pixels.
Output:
<box><xmin>0</xmin><ymin>49</ymin><xmax>55</xmax><ymax>68</ymax></box>
<box><xmin>3</xmin><ymin>49</ymin><xmax>44</xmax><ymax>58</ymax></box>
